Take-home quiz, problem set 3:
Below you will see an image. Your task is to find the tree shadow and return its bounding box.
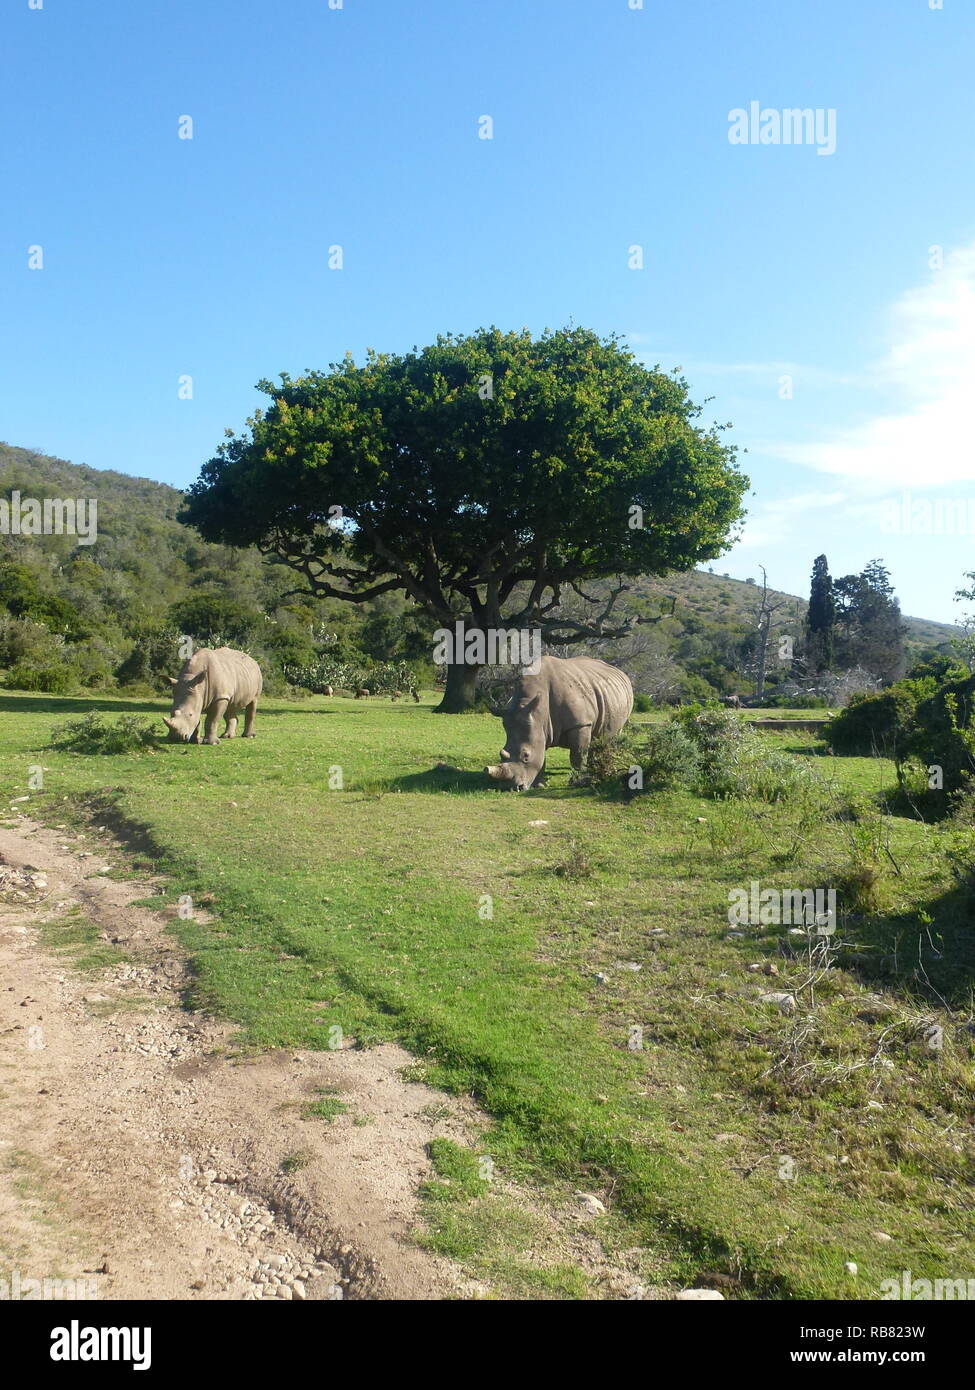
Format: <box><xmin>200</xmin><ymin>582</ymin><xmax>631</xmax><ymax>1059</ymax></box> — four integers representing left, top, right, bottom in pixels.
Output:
<box><xmin>0</xmin><ymin>695</ymin><xmax>165</xmax><ymax>716</ymax></box>
<box><xmin>835</xmin><ymin>869</ymin><xmax>975</xmax><ymax>1009</ymax></box>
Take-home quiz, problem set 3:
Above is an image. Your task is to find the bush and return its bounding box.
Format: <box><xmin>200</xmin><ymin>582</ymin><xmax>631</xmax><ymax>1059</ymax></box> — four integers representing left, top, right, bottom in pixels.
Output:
<box><xmin>114</xmin><ymin>626</ymin><xmax>184</xmax><ymax>687</ymax></box>
<box><xmin>763</xmin><ymin>693</ymin><xmax>828</xmax><ymax>710</ymax></box>
<box><xmin>3</xmin><ymin>661</ymin><xmax>75</xmax><ymax>694</ymax></box>
<box><xmin>584</xmin><ymin>729</ymin><xmax>642</xmax><ymax>787</ymax></box>
<box><xmin>673</xmin><ymin>705</ymin><xmax>821</xmax><ymax>803</ymax></box>
<box><xmin>632</xmin><ymin>693</ymin><xmax>654</xmax><ymax>713</ymax></box>
<box><xmin>638</xmin><ymin>722</ymin><xmax>702</xmax><ymax>788</ymax></box>
<box><xmin>909</xmin><ymin>672</ymin><xmax>975</xmax><ymax>793</ymax></box>
<box><xmin>50</xmin><ymin>712</ymin><xmax>158</xmax><ymax>754</ymax></box>
<box><xmin>823</xmin><ymin>681</ymin><xmax>932</xmax><ymax>759</ymax></box>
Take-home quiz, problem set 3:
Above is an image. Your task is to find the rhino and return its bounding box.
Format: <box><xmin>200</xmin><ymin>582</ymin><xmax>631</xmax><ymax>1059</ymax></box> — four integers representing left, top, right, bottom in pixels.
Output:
<box><xmin>485</xmin><ymin>655</ymin><xmax>633</xmax><ymax>790</ymax></box>
<box><xmin>163</xmin><ymin>647</ymin><xmax>263</xmax><ymax>745</ymax></box>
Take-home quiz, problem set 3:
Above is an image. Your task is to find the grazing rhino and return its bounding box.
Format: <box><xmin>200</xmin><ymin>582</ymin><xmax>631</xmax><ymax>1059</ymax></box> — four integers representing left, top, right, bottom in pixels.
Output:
<box><xmin>164</xmin><ymin>647</ymin><xmax>263</xmax><ymax>745</ymax></box>
<box><xmin>322</xmin><ymin>684</ymin><xmax>334</xmax><ymax>697</ymax></box>
<box><xmin>485</xmin><ymin>655</ymin><xmax>633</xmax><ymax>790</ymax></box>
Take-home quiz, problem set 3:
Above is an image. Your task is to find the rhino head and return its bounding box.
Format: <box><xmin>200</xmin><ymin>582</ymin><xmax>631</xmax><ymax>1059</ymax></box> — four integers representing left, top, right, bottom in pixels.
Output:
<box><xmin>485</xmin><ymin>692</ymin><xmax>544</xmax><ymax>790</ymax></box>
<box><xmin>163</xmin><ymin>670</ymin><xmax>206</xmax><ymax>743</ymax></box>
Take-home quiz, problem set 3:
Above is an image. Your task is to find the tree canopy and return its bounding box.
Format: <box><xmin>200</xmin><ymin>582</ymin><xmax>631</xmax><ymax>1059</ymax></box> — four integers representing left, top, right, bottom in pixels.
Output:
<box><xmin>180</xmin><ymin>327</ymin><xmax>749</xmax><ymax>707</ymax></box>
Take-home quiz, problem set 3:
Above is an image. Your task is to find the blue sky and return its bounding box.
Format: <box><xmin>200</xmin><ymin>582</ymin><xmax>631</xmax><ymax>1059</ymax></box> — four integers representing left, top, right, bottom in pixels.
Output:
<box><xmin>3</xmin><ymin>0</ymin><xmax>973</xmax><ymax>621</ymax></box>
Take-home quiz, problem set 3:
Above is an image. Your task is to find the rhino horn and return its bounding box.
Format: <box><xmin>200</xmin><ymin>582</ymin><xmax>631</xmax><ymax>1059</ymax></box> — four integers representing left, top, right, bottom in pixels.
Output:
<box><xmin>163</xmin><ymin>716</ymin><xmax>177</xmax><ymax>731</ymax></box>
<box><xmin>165</xmin><ymin>676</ymin><xmax>178</xmax><ymax>687</ymax></box>
<box><xmin>485</xmin><ymin>764</ymin><xmax>508</xmax><ymax>780</ymax></box>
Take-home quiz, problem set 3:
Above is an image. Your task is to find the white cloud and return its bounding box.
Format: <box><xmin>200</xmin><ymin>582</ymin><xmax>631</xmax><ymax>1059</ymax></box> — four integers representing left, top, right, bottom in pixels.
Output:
<box><xmin>767</xmin><ymin>243</ymin><xmax>975</xmax><ymax>487</ymax></box>
<box><xmin>734</xmin><ymin>490</ymin><xmax>847</xmax><ymax>549</ymax></box>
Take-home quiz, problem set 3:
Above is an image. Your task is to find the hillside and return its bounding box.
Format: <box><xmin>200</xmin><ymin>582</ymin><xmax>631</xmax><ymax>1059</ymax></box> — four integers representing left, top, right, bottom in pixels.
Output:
<box><xmin>0</xmin><ymin>443</ymin><xmax>962</xmax><ymax>698</ymax></box>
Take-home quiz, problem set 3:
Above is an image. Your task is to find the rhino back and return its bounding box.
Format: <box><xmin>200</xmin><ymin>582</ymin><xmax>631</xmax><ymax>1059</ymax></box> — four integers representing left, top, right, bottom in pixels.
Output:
<box><xmin>210</xmin><ymin>648</ymin><xmax>263</xmax><ymax>704</ymax></box>
<box><xmin>543</xmin><ymin>656</ymin><xmax>633</xmax><ymax>740</ymax></box>
<box><xmin>181</xmin><ymin>648</ymin><xmax>263</xmax><ymax>708</ymax></box>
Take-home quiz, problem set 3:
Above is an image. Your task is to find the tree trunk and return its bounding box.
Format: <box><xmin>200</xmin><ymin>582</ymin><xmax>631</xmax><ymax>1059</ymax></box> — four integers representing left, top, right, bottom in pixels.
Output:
<box><xmin>435</xmin><ymin>662</ymin><xmax>480</xmax><ymax>713</ymax></box>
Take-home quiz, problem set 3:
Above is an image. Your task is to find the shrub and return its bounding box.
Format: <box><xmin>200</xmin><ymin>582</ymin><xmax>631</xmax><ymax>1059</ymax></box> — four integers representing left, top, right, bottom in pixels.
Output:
<box><xmin>50</xmin><ymin>712</ymin><xmax>158</xmax><ymax>754</ymax></box>
<box><xmin>3</xmin><ymin>661</ymin><xmax>75</xmax><ymax>694</ymax></box>
<box><xmin>824</xmin><ymin>681</ymin><xmax>932</xmax><ymax>759</ymax></box>
<box><xmin>909</xmin><ymin>672</ymin><xmax>975</xmax><ymax>793</ymax></box>
<box><xmin>638</xmin><ymin>722</ymin><xmax>702</xmax><ymax>788</ymax></box>
<box><xmin>581</xmin><ymin>728</ymin><xmax>646</xmax><ymax>790</ymax></box>
<box><xmin>673</xmin><ymin>705</ymin><xmax>821</xmax><ymax>803</ymax></box>
<box><xmin>632</xmin><ymin>693</ymin><xmax>654</xmax><ymax>713</ymax></box>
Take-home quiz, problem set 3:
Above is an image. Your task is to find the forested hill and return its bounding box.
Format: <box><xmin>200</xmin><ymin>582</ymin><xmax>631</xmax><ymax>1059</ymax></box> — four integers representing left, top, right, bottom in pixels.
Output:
<box><xmin>0</xmin><ymin>442</ymin><xmax>961</xmax><ymax>698</ymax></box>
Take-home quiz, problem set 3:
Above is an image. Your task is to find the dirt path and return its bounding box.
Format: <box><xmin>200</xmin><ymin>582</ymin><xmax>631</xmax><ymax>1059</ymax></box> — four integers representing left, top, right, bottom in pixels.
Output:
<box><xmin>0</xmin><ymin>815</ymin><xmax>488</xmax><ymax>1301</ymax></box>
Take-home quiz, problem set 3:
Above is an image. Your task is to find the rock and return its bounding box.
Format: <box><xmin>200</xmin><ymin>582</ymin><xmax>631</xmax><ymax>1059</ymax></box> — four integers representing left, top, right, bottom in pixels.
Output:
<box><xmin>275</xmin><ymin>1285</ymin><xmax>293</xmax><ymax>1299</ymax></box>
<box><xmin>619</xmin><ymin>962</ymin><xmax>642</xmax><ymax>972</ymax></box>
<box><xmin>574</xmin><ymin>1192</ymin><xmax>606</xmax><ymax>1215</ymax></box>
<box><xmin>291</xmin><ymin>1280</ymin><xmax>306</xmax><ymax>1300</ymax></box>
<box><xmin>759</xmin><ymin>992</ymin><xmax>797</xmax><ymax>1015</ymax></box>
<box><xmin>593</xmin><ymin>972</ymin><xmax>610</xmax><ymax>985</ymax></box>
<box><xmin>872</xmin><ymin>1231</ymin><xmax>892</xmax><ymax>1243</ymax></box>
<box><xmin>845</xmin><ymin>1262</ymin><xmax>858</xmax><ymax>1276</ymax></box>
<box><xmin>675</xmin><ymin>1289</ymin><xmax>725</xmax><ymax>1300</ymax></box>
<box><xmin>528</xmin><ymin>820</ymin><xmax>549</xmax><ymax>827</ymax></box>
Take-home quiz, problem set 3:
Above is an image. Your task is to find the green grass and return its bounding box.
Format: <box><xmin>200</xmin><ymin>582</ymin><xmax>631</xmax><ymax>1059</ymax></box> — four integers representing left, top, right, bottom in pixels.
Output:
<box><xmin>302</xmin><ymin>1092</ymin><xmax>349</xmax><ymax>1123</ymax></box>
<box><xmin>1</xmin><ymin>688</ymin><xmax>973</xmax><ymax>1299</ymax></box>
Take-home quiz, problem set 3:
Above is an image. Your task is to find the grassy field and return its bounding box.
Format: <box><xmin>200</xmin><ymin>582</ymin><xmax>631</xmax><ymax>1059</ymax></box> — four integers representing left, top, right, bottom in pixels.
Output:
<box><xmin>1</xmin><ymin>689</ymin><xmax>973</xmax><ymax>1299</ymax></box>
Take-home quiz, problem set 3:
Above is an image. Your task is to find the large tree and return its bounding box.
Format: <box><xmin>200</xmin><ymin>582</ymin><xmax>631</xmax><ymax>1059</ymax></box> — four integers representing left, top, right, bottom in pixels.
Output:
<box><xmin>833</xmin><ymin>560</ymin><xmax>907</xmax><ymax>683</ymax></box>
<box><xmin>180</xmin><ymin>327</ymin><xmax>748</xmax><ymax>709</ymax></box>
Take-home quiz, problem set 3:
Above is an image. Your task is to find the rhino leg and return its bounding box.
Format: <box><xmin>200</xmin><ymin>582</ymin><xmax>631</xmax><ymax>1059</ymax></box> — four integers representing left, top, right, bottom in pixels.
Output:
<box><xmin>222</xmin><ymin>710</ymin><xmax>239</xmax><ymax>739</ymax></box>
<box><xmin>203</xmin><ymin>700</ymin><xmax>229</xmax><ymax>745</ymax></box>
<box><xmin>242</xmin><ymin>700</ymin><xmax>257</xmax><ymax>738</ymax></box>
<box><xmin>531</xmin><ymin>759</ymin><xmax>548</xmax><ymax>788</ymax></box>
<box><xmin>567</xmin><ymin>728</ymin><xmax>592</xmax><ymax>772</ymax></box>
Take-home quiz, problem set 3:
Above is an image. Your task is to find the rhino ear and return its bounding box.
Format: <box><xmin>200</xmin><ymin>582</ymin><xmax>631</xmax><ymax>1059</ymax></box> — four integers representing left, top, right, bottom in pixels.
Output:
<box><xmin>517</xmin><ymin>693</ymin><xmax>541</xmax><ymax>714</ymax></box>
<box><xmin>187</xmin><ymin>670</ymin><xmax>206</xmax><ymax>686</ymax></box>
<box><xmin>165</xmin><ymin>676</ymin><xmax>178</xmax><ymax>687</ymax></box>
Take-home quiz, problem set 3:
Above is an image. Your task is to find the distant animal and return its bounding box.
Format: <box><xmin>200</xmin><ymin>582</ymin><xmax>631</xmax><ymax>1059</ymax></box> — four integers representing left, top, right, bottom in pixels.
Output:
<box><xmin>721</xmin><ymin>695</ymin><xmax>741</xmax><ymax>709</ymax></box>
<box><xmin>485</xmin><ymin>655</ymin><xmax>633</xmax><ymax>790</ymax></box>
<box><xmin>322</xmin><ymin>684</ymin><xmax>334</xmax><ymax>697</ymax></box>
<box><xmin>355</xmin><ymin>687</ymin><xmax>370</xmax><ymax>699</ymax></box>
<box><xmin>390</xmin><ymin>690</ymin><xmax>402</xmax><ymax>701</ymax></box>
<box><xmin>411</xmin><ymin>688</ymin><xmax>420</xmax><ymax>703</ymax></box>
<box><xmin>164</xmin><ymin>647</ymin><xmax>262</xmax><ymax>745</ymax></box>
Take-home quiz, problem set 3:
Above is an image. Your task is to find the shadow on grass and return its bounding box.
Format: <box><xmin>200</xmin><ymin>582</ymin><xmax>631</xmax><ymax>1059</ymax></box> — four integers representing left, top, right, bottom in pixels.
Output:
<box><xmin>836</xmin><ymin>868</ymin><xmax>975</xmax><ymax>1008</ymax></box>
<box><xmin>387</xmin><ymin>765</ymin><xmax>494</xmax><ymax>794</ymax></box>
<box><xmin>0</xmin><ymin>694</ymin><xmax>166</xmax><ymax>716</ymax></box>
